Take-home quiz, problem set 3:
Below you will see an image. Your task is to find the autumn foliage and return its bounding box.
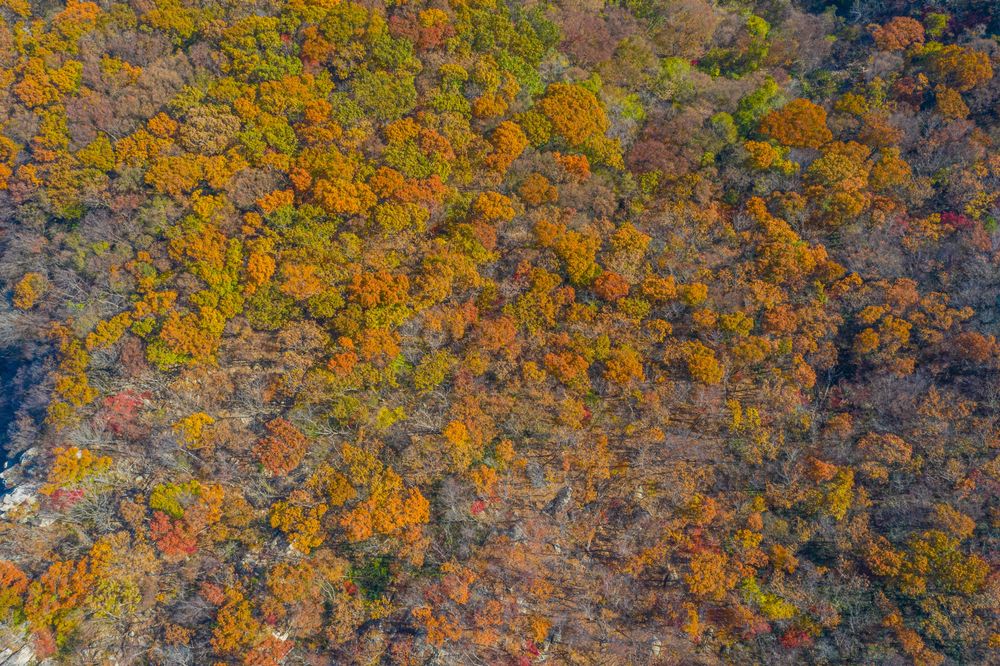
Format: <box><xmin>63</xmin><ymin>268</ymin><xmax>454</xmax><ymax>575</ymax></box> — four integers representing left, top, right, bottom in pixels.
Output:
<box><xmin>759</xmin><ymin>98</ymin><xmax>833</xmax><ymax>149</ymax></box>
<box><xmin>0</xmin><ymin>2</ymin><xmax>996</xmax><ymax>665</ymax></box>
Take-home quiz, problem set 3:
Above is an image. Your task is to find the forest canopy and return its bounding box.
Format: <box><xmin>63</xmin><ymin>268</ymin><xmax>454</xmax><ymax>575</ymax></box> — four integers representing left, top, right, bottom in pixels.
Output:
<box><xmin>0</xmin><ymin>0</ymin><xmax>998</xmax><ymax>664</ymax></box>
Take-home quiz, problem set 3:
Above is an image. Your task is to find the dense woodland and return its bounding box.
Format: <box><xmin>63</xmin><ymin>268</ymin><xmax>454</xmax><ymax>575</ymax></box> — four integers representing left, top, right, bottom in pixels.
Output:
<box><xmin>0</xmin><ymin>0</ymin><xmax>998</xmax><ymax>663</ymax></box>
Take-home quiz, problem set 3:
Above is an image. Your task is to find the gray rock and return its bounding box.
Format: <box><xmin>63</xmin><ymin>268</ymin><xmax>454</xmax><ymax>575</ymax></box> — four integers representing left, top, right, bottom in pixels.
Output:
<box><xmin>526</xmin><ymin>461</ymin><xmax>546</xmax><ymax>489</ymax></box>
<box><xmin>544</xmin><ymin>486</ymin><xmax>572</xmax><ymax>516</ymax></box>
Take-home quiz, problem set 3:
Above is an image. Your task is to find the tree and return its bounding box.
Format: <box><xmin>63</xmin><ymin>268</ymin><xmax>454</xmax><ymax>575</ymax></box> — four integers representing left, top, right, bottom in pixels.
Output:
<box><xmin>212</xmin><ymin>590</ymin><xmax>262</xmax><ymax>657</ymax></box>
<box><xmin>934</xmin><ymin>85</ymin><xmax>969</xmax><ymax>119</ymax></box>
<box><xmin>759</xmin><ymin>98</ymin><xmax>832</xmax><ymax>149</ymax></box>
<box><xmin>173</xmin><ymin>412</ymin><xmax>215</xmax><ymax>448</ymax></box>
<box><xmin>150</xmin><ymin>511</ymin><xmax>198</xmax><ymax>561</ymax></box>
<box><xmin>0</xmin><ymin>561</ymin><xmax>28</xmax><ymax>621</ymax></box>
<box><xmin>669</xmin><ymin>341</ymin><xmax>724</xmax><ymax>385</ymax></box>
<box><xmin>42</xmin><ymin>447</ymin><xmax>111</xmax><ymax>495</ymax></box>
<box><xmin>12</xmin><ymin>272</ymin><xmax>48</xmax><ymax>309</ymax></box>
<box><xmin>270</xmin><ymin>493</ymin><xmax>328</xmax><ymax>554</ymax></box>
<box><xmin>535</xmin><ymin>217</ymin><xmax>601</xmax><ymax>285</ymax></box>
<box><xmin>870</xmin><ymin>17</ymin><xmax>924</xmax><ymax>52</ymax></box>
<box><xmin>485</xmin><ymin>121</ymin><xmax>528</xmax><ymax>172</ymax></box>
<box><xmin>648</xmin><ymin>0</ymin><xmax>718</xmax><ymax>59</ymax></box>
<box><xmin>594</xmin><ymin>271</ymin><xmax>630</xmax><ymax>301</ymax></box>
<box><xmin>686</xmin><ymin>549</ymin><xmax>737</xmax><ymax>601</ymax></box>
<box><xmin>538</xmin><ymin>83</ymin><xmax>609</xmax><ymax>146</ymax></box>
<box><xmin>927</xmin><ymin>45</ymin><xmax>993</xmax><ymax>92</ymax></box>
<box><xmin>805</xmin><ymin>141</ymin><xmax>872</xmax><ymax>225</ymax></box>
<box><xmin>518</xmin><ymin>173</ymin><xmax>558</xmax><ymax>206</ymax></box>
<box><xmin>254</xmin><ymin>418</ymin><xmax>310</xmax><ymax>476</ymax></box>
<box><xmin>604</xmin><ymin>345</ymin><xmax>644</xmax><ymax>385</ymax></box>
<box><xmin>352</xmin><ymin>69</ymin><xmax>418</xmax><ymax>122</ymax></box>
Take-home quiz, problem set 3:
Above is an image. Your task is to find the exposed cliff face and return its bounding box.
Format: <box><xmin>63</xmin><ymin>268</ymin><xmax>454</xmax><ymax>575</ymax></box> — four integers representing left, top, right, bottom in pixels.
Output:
<box><xmin>0</xmin><ymin>353</ymin><xmax>21</xmax><ymax>455</ymax></box>
<box><xmin>0</xmin><ymin>350</ymin><xmax>45</xmax><ymax>500</ymax></box>
<box><xmin>1</xmin><ymin>466</ymin><xmax>38</xmax><ymax>519</ymax></box>
<box><xmin>0</xmin><ymin>639</ymin><xmax>34</xmax><ymax>666</ymax></box>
